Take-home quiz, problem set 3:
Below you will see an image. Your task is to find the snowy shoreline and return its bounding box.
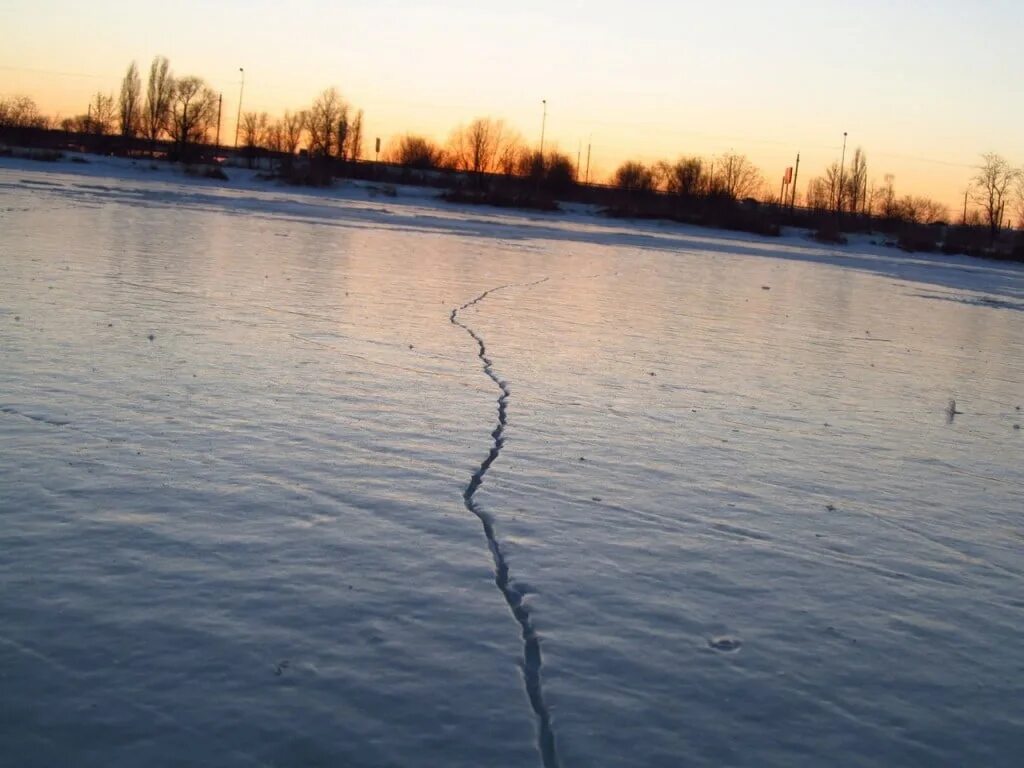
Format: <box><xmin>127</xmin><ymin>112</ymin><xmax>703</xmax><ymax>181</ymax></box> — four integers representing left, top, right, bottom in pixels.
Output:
<box><xmin>4</xmin><ymin>151</ymin><xmax>1024</xmax><ymax>310</ymax></box>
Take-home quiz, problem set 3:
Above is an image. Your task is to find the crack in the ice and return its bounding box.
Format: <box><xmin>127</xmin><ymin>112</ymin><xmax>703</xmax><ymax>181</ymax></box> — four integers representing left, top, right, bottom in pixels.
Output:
<box><xmin>450</xmin><ymin>279</ymin><xmax>559</xmax><ymax>768</ymax></box>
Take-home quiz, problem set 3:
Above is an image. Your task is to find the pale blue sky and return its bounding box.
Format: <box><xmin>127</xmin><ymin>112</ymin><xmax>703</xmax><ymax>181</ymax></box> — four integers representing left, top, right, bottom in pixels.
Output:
<box><xmin>3</xmin><ymin>0</ymin><xmax>1022</xmax><ymax>206</ymax></box>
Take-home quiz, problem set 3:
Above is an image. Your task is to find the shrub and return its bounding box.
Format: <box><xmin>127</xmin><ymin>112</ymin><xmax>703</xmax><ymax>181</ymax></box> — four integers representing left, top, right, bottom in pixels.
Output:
<box><xmin>897</xmin><ymin>227</ymin><xmax>938</xmax><ymax>253</ymax></box>
<box><xmin>813</xmin><ymin>224</ymin><xmax>847</xmax><ymax>244</ymax></box>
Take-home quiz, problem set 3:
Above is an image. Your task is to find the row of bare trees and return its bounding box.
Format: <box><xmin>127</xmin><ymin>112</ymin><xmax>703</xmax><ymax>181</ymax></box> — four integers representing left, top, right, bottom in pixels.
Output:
<box><xmin>0</xmin><ymin>95</ymin><xmax>48</xmax><ymax>129</ymax></box>
<box><xmin>611</xmin><ymin>153</ymin><xmax>764</xmax><ymax>201</ymax></box>
<box><xmin>804</xmin><ymin>168</ymin><xmax>949</xmax><ymax>225</ymax></box>
<box><xmin>4</xmin><ymin>63</ymin><xmax>1024</xmax><ymax>234</ymax></box>
<box><xmin>803</xmin><ymin>149</ymin><xmax>1024</xmax><ymax>240</ymax></box>
<box><xmin>377</xmin><ymin>117</ymin><xmax>578</xmax><ymax>195</ymax></box>
<box><xmin>45</xmin><ymin>57</ymin><xmax>219</xmax><ymax>159</ymax></box>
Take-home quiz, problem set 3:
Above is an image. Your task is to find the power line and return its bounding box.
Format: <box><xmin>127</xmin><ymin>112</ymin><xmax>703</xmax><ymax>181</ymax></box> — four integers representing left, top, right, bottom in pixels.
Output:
<box><xmin>0</xmin><ymin>63</ymin><xmax>108</xmax><ymax>80</ymax></box>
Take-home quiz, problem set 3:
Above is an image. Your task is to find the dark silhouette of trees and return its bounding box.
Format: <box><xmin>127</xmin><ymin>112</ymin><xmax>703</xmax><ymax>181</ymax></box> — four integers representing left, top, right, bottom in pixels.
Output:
<box><xmin>448</xmin><ymin>117</ymin><xmax>507</xmax><ymax>176</ymax></box>
<box><xmin>822</xmin><ymin>162</ymin><xmax>842</xmax><ymax>211</ymax></box>
<box><xmin>1015</xmin><ymin>173</ymin><xmax>1024</xmax><ymax>229</ymax></box>
<box><xmin>514</xmin><ymin>150</ymin><xmax>575</xmax><ymax>194</ymax></box>
<box><xmin>805</xmin><ymin>177</ymin><xmax>832</xmax><ymax>212</ymax></box>
<box><xmin>973</xmin><ymin>153</ymin><xmax>1019</xmax><ymax>241</ymax></box>
<box><xmin>715</xmin><ymin>152</ymin><xmax>762</xmax><ymax>200</ymax></box>
<box><xmin>10</xmin><ymin>48</ymin><xmax>1020</xmax><ymax>255</ymax></box>
<box><xmin>143</xmin><ymin>56</ymin><xmax>174</xmax><ymax>147</ymax></box>
<box><xmin>877</xmin><ymin>174</ymin><xmax>897</xmax><ymax>218</ymax></box>
<box><xmin>613</xmin><ymin>161</ymin><xmax>656</xmax><ymax>193</ymax></box>
<box><xmin>845</xmin><ymin>148</ymin><xmax>868</xmax><ymax>214</ymax></box>
<box><xmin>897</xmin><ymin>196</ymin><xmax>947</xmax><ymax>225</ymax></box>
<box><xmin>240</xmin><ymin>111</ymin><xmax>269</xmax><ymax>167</ymax></box>
<box><xmin>659</xmin><ymin>157</ymin><xmax>704</xmax><ymax>198</ymax></box>
<box><xmin>240</xmin><ymin>111</ymin><xmax>268</xmax><ymax>149</ymax></box>
<box><xmin>544</xmin><ymin>152</ymin><xmax>576</xmax><ymax>194</ymax></box>
<box><xmin>0</xmin><ymin>95</ymin><xmax>47</xmax><ymax>128</ymax></box>
<box><xmin>118</xmin><ymin>61</ymin><xmax>142</xmax><ymax>138</ymax></box>
<box><xmin>264</xmin><ymin>110</ymin><xmax>306</xmax><ymax>171</ymax></box>
<box><xmin>348</xmin><ymin>109</ymin><xmax>364</xmax><ymax>161</ymax></box>
<box><xmin>335</xmin><ymin>104</ymin><xmax>351</xmax><ymax>160</ymax></box>
<box><xmin>265</xmin><ymin>121</ymin><xmax>284</xmax><ymax>154</ymax></box>
<box><xmin>169</xmin><ymin>76</ymin><xmax>218</xmax><ymax>159</ymax></box>
<box><xmin>386</xmin><ymin>135</ymin><xmax>447</xmax><ymax>169</ymax></box>
<box><xmin>88</xmin><ymin>92</ymin><xmax>116</xmax><ymax>135</ymax></box>
<box><xmin>497</xmin><ymin>133</ymin><xmax>526</xmax><ymax>177</ymax></box>
<box><xmin>281</xmin><ymin>110</ymin><xmax>306</xmax><ymax>155</ymax></box>
<box><xmin>308</xmin><ymin>87</ymin><xmax>345</xmax><ymax>158</ymax></box>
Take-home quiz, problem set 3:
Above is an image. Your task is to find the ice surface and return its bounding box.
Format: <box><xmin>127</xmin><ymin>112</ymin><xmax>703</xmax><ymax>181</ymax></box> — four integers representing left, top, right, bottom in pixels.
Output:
<box><xmin>1</xmin><ymin>159</ymin><xmax>1023</xmax><ymax>767</ymax></box>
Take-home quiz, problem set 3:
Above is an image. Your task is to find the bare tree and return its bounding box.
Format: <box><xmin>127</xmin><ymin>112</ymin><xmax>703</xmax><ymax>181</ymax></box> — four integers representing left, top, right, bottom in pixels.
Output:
<box><xmin>973</xmin><ymin>153</ymin><xmax>1020</xmax><ymax>242</ymax></box>
<box><xmin>169</xmin><ymin>76</ymin><xmax>218</xmax><ymax>157</ymax></box>
<box><xmin>118</xmin><ymin>61</ymin><xmax>142</xmax><ymax>138</ymax></box>
<box><xmin>0</xmin><ymin>95</ymin><xmax>47</xmax><ymax>128</ymax></box>
<box><xmin>265</xmin><ymin>121</ymin><xmax>285</xmax><ymax>154</ymax></box>
<box><xmin>448</xmin><ymin>117</ymin><xmax>507</xmax><ymax>176</ymax></box>
<box><xmin>805</xmin><ymin>177</ymin><xmax>833</xmax><ymax>212</ymax></box>
<box><xmin>542</xmin><ymin>151</ymin><xmax>576</xmax><ymax>194</ymax></box>
<box><xmin>497</xmin><ymin>132</ymin><xmax>526</xmax><ymax>176</ymax></box>
<box><xmin>716</xmin><ymin>152</ymin><xmax>762</xmax><ymax>200</ymax></box>
<box><xmin>613</xmin><ymin>161</ymin><xmax>656</xmax><ymax>193</ymax></box>
<box><xmin>660</xmin><ymin>157</ymin><xmax>704</xmax><ymax>197</ymax></box>
<box><xmin>308</xmin><ymin>87</ymin><xmax>345</xmax><ymax>159</ymax></box>
<box><xmin>386</xmin><ymin>135</ymin><xmax>447</xmax><ymax>169</ymax></box>
<box><xmin>335</xmin><ymin>104</ymin><xmax>352</xmax><ymax>161</ymax></box>
<box><xmin>878</xmin><ymin>173</ymin><xmax>897</xmax><ymax>218</ymax></box>
<box><xmin>845</xmin><ymin>148</ymin><xmax>867</xmax><ymax>215</ymax></box>
<box><xmin>88</xmin><ymin>92</ymin><xmax>116</xmax><ymax>135</ymax></box>
<box><xmin>348</xmin><ymin>109</ymin><xmax>364</xmax><ymax>161</ymax></box>
<box><xmin>896</xmin><ymin>195</ymin><xmax>948</xmax><ymax>225</ymax></box>
<box><xmin>821</xmin><ymin>162</ymin><xmax>843</xmax><ymax>211</ymax></box>
<box><xmin>143</xmin><ymin>56</ymin><xmax>174</xmax><ymax>146</ymax></box>
<box><xmin>241</xmin><ymin>111</ymin><xmax>269</xmax><ymax>149</ymax></box>
<box><xmin>281</xmin><ymin>110</ymin><xmax>306</xmax><ymax>155</ymax></box>
<box><xmin>1015</xmin><ymin>172</ymin><xmax>1024</xmax><ymax>229</ymax></box>
<box><xmin>516</xmin><ymin>150</ymin><xmax>575</xmax><ymax>193</ymax></box>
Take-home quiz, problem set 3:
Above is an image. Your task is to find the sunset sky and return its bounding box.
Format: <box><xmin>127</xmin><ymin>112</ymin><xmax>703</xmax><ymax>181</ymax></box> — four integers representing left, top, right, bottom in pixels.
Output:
<box><xmin>3</xmin><ymin>0</ymin><xmax>1022</xmax><ymax>211</ymax></box>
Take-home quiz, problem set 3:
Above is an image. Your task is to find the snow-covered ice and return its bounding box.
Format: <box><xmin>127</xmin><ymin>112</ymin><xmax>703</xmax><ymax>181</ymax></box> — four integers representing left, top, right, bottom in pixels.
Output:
<box><xmin>1</xmin><ymin>158</ymin><xmax>1023</xmax><ymax>767</ymax></box>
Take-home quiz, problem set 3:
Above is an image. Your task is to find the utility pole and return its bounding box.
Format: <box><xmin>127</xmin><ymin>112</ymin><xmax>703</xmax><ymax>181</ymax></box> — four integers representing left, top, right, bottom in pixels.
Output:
<box><xmin>539</xmin><ymin>99</ymin><xmax>547</xmax><ymax>158</ymax></box>
<box><xmin>837</xmin><ymin>131</ymin><xmax>848</xmax><ymax>215</ymax></box>
<box><xmin>584</xmin><ymin>137</ymin><xmax>592</xmax><ymax>185</ymax></box>
<box><xmin>215</xmin><ymin>94</ymin><xmax>222</xmax><ymax>151</ymax></box>
<box><xmin>962</xmin><ymin>188</ymin><xmax>969</xmax><ymax>225</ymax></box>
<box><xmin>234</xmin><ymin>67</ymin><xmax>245</xmax><ymax>148</ymax></box>
<box><xmin>790</xmin><ymin>153</ymin><xmax>800</xmax><ymax>211</ymax></box>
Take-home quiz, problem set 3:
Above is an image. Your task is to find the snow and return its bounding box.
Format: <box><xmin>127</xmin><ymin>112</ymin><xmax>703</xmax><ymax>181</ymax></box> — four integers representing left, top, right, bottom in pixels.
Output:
<box><xmin>2</xmin><ymin>156</ymin><xmax>1023</xmax><ymax>767</ymax></box>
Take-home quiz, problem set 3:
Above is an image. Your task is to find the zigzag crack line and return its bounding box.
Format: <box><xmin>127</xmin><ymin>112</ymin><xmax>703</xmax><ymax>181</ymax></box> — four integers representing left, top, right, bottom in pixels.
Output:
<box><xmin>450</xmin><ymin>279</ymin><xmax>559</xmax><ymax>768</ymax></box>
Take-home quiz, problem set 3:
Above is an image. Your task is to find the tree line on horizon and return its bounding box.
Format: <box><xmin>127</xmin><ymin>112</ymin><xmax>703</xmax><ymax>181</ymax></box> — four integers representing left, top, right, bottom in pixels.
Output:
<box><xmin>2</xmin><ymin>55</ymin><xmax>1023</xmax><ymax>240</ymax></box>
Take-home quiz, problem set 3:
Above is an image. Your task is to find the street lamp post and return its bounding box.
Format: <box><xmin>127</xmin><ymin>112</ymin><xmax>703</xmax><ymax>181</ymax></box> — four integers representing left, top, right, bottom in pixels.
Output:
<box><xmin>539</xmin><ymin>99</ymin><xmax>547</xmax><ymax>158</ymax></box>
<box><xmin>837</xmin><ymin>131</ymin><xmax>848</xmax><ymax>215</ymax></box>
<box><xmin>234</xmin><ymin>67</ymin><xmax>245</xmax><ymax>148</ymax></box>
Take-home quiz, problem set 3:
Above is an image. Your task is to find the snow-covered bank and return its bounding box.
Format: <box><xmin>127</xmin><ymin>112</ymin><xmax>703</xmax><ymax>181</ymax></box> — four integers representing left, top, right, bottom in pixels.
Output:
<box><xmin>5</xmin><ymin>152</ymin><xmax>1024</xmax><ymax>309</ymax></box>
<box><xmin>2</xmin><ymin>160</ymin><xmax>1023</xmax><ymax>767</ymax></box>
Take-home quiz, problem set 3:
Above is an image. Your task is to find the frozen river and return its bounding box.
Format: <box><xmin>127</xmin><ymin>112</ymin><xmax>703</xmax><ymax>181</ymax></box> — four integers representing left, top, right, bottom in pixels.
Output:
<box><xmin>1</xmin><ymin>162</ymin><xmax>1022</xmax><ymax>767</ymax></box>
